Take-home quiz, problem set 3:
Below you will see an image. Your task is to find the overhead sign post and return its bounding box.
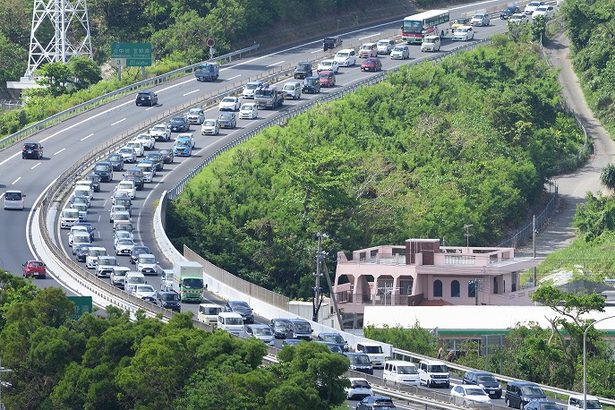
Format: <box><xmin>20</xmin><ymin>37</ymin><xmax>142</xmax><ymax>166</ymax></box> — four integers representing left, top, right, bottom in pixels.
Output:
<box><xmin>111</xmin><ymin>42</ymin><xmax>152</xmax><ymax>80</ymax></box>
<box><xmin>206</xmin><ymin>38</ymin><xmax>215</xmax><ymax>60</ymax></box>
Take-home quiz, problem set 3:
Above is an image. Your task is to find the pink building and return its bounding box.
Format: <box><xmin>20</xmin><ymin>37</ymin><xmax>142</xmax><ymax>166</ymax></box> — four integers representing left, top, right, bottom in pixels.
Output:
<box><xmin>333</xmin><ymin>239</ymin><xmax>540</xmax><ymax>314</ymax></box>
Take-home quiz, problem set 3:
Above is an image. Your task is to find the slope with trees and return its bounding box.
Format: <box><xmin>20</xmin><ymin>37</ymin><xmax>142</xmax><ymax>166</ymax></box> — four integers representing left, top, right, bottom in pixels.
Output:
<box><xmin>168</xmin><ymin>35</ymin><xmax>586</xmax><ymax>298</ymax></box>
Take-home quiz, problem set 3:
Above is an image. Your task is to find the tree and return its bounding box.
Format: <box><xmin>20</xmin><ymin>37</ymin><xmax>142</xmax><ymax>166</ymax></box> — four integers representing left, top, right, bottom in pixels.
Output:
<box><xmin>36</xmin><ymin>62</ymin><xmax>72</xmax><ymax>95</ymax></box>
<box><xmin>67</xmin><ymin>56</ymin><xmax>101</xmax><ymax>90</ymax></box>
<box><xmin>600</xmin><ymin>164</ymin><xmax>615</xmax><ymax>190</ymax></box>
<box><xmin>364</xmin><ymin>323</ymin><xmax>437</xmax><ymax>356</ymax></box>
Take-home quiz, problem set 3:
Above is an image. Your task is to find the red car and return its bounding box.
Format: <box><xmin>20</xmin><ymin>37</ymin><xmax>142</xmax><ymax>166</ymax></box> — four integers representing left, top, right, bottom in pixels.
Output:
<box><xmin>361</xmin><ymin>58</ymin><xmax>382</xmax><ymax>72</ymax></box>
<box><xmin>318</xmin><ymin>70</ymin><xmax>336</xmax><ymax>87</ymax></box>
<box><xmin>23</xmin><ymin>260</ymin><xmax>47</xmax><ymax>278</ymax></box>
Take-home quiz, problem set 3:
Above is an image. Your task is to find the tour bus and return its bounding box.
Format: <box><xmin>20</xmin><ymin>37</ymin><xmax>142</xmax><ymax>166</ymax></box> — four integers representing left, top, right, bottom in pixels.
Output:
<box><xmin>401</xmin><ymin>9</ymin><xmax>450</xmax><ymax>44</ymax></box>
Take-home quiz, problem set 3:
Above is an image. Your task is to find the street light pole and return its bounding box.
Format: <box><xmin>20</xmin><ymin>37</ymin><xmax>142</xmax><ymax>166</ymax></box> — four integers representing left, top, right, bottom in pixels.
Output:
<box><xmin>583</xmin><ymin>315</ymin><xmax>615</xmax><ymax>410</ymax></box>
<box><xmin>0</xmin><ymin>356</ymin><xmax>12</xmax><ymax>410</ymax></box>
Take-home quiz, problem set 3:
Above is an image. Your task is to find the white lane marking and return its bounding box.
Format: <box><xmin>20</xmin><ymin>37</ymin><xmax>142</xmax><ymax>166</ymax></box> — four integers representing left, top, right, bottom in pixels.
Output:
<box><xmin>145</xmin><ymin>106</ymin><xmax>155</xmax><ymax>111</ymax></box>
<box><xmin>11</xmin><ymin>177</ymin><xmax>21</xmax><ymax>185</ymax></box>
<box><xmin>80</xmin><ymin>133</ymin><xmax>94</xmax><ymax>141</ymax></box>
<box><xmin>359</xmin><ymin>32</ymin><xmax>381</xmax><ymax>40</ymax></box>
<box><xmin>111</xmin><ymin>118</ymin><xmax>126</xmax><ymax>126</ymax></box>
<box><xmin>103</xmin><ymin>198</ymin><xmax>108</xmax><ymax>207</ymax></box>
<box><xmin>183</xmin><ymin>89</ymin><xmax>200</xmax><ymax>96</ymax></box>
<box><xmin>53</xmin><ymin>148</ymin><xmax>66</xmax><ymax>156</ymax></box>
<box><xmin>30</xmin><ymin>162</ymin><xmax>41</xmax><ymax>170</ymax></box>
<box><xmin>0</xmin><ymin>193</ymin><xmax>4</xmax><ymax>200</ymax></box>
<box><xmin>310</xmin><ymin>49</ymin><xmax>321</xmax><ymax>54</ymax></box>
<box><xmin>97</xmin><ymin>215</ymin><xmax>101</xmax><ymax>223</ymax></box>
<box><xmin>227</xmin><ymin>74</ymin><xmax>241</xmax><ymax>80</ymax></box>
<box><xmin>266</xmin><ymin>60</ymin><xmax>285</xmax><ymax>67</ymax></box>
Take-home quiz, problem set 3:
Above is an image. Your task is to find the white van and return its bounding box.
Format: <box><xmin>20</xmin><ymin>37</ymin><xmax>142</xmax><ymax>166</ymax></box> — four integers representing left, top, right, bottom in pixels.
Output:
<box><xmin>110</xmin><ymin>266</ymin><xmax>130</xmax><ymax>288</ymax></box>
<box><xmin>61</xmin><ymin>208</ymin><xmax>81</xmax><ymax>229</ymax></box>
<box><xmin>217</xmin><ymin>312</ymin><xmax>245</xmax><ymax>337</ymax></box>
<box><xmin>383</xmin><ymin>360</ymin><xmax>420</xmax><ymax>386</ymax></box>
<box><xmin>125</xmin><ymin>271</ymin><xmax>146</xmax><ymax>294</ymax></box>
<box><xmin>75</xmin><ymin>180</ymin><xmax>94</xmax><ymax>197</ymax></box>
<box><xmin>3</xmin><ymin>190</ymin><xmax>26</xmax><ymax>210</ymax></box>
<box><xmin>72</xmin><ymin>232</ymin><xmax>91</xmax><ymax>251</ymax></box>
<box><xmin>356</xmin><ymin>343</ymin><xmax>387</xmax><ymax>369</ymax></box>
<box><xmin>418</xmin><ymin>359</ymin><xmax>450</xmax><ymax>388</ymax></box>
<box><xmin>73</xmin><ymin>185</ymin><xmax>93</xmax><ymax>201</ymax></box>
<box><xmin>198</xmin><ymin>303</ymin><xmax>224</xmax><ymax>327</ymax></box>
<box><xmin>568</xmin><ymin>395</ymin><xmax>602</xmax><ymax>410</ymax></box>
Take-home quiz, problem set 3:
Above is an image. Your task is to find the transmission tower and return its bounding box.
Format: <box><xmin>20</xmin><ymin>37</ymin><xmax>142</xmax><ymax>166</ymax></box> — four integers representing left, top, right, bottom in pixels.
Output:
<box><xmin>24</xmin><ymin>0</ymin><xmax>93</xmax><ymax>78</ymax></box>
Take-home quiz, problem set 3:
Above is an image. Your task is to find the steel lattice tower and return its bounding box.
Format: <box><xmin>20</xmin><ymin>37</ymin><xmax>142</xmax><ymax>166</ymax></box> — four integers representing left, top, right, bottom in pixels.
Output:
<box><xmin>24</xmin><ymin>0</ymin><xmax>92</xmax><ymax>78</ymax></box>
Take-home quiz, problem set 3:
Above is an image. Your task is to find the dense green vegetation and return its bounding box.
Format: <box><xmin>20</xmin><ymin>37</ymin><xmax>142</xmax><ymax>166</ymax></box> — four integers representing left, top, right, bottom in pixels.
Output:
<box><xmin>562</xmin><ymin>0</ymin><xmax>615</xmax><ymax>135</ymax></box>
<box><xmin>168</xmin><ymin>35</ymin><xmax>585</xmax><ymax>298</ymax></box>
<box><xmin>368</xmin><ymin>286</ymin><xmax>615</xmax><ymax>398</ymax></box>
<box><xmin>0</xmin><ymin>269</ymin><xmax>349</xmax><ymax>410</ymax></box>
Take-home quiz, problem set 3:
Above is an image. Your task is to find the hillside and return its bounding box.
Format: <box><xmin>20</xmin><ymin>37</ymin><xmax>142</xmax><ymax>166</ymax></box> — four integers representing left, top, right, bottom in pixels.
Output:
<box><xmin>167</xmin><ymin>35</ymin><xmax>586</xmax><ymax>298</ymax></box>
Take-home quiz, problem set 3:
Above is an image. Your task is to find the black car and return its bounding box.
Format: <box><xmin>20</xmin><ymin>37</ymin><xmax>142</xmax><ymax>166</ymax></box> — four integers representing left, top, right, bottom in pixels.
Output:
<box><xmin>22</xmin><ymin>142</ymin><xmax>43</xmax><ymax>159</ymax></box>
<box><xmin>169</xmin><ymin>116</ymin><xmax>190</xmax><ymax>132</ymax></box>
<box><xmin>500</xmin><ymin>5</ymin><xmax>521</xmax><ymax>19</ymax></box>
<box><xmin>302</xmin><ymin>76</ymin><xmax>321</xmax><ymax>94</ymax></box>
<box><xmin>505</xmin><ymin>381</ymin><xmax>547</xmax><ymax>409</ymax></box>
<box><xmin>156</xmin><ymin>291</ymin><xmax>181</xmax><ymax>312</ymax></box>
<box><xmin>317</xmin><ymin>332</ymin><xmax>348</xmax><ymax>352</ymax></box>
<box><xmin>135</xmin><ymin>90</ymin><xmax>158</xmax><ymax>106</ymax></box>
<box><xmin>463</xmin><ymin>371</ymin><xmax>502</xmax><ymax>398</ymax></box>
<box><xmin>225</xmin><ymin>300</ymin><xmax>254</xmax><ymax>323</ymax></box>
<box><xmin>107</xmin><ymin>153</ymin><xmax>124</xmax><ymax>171</ymax></box>
<box><xmin>323</xmin><ymin>36</ymin><xmax>342</xmax><ymax>51</ymax></box>
<box><xmin>345</xmin><ymin>352</ymin><xmax>373</xmax><ymax>375</ymax></box>
<box><xmin>84</xmin><ymin>173</ymin><xmax>101</xmax><ymax>192</ymax></box>
<box><xmin>130</xmin><ymin>245</ymin><xmax>151</xmax><ymax>264</ymax></box>
<box><xmin>294</xmin><ymin>62</ymin><xmax>313</xmax><ymax>79</ymax></box>
<box><xmin>93</xmin><ymin>161</ymin><xmax>113</xmax><ymax>182</ymax></box>
<box><xmin>159</xmin><ymin>149</ymin><xmax>174</xmax><ymax>164</ymax></box>
<box><xmin>270</xmin><ymin>318</ymin><xmax>294</xmax><ymax>339</ymax></box>
<box><xmin>145</xmin><ymin>152</ymin><xmax>164</xmax><ymax>171</ymax></box>
<box><xmin>355</xmin><ymin>395</ymin><xmax>396</xmax><ymax>410</ymax></box>
<box><xmin>123</xmin><ymin>167</ymin><xmax>144</xmax><ymax>190</ymax></box>
<box><xmin>75</xmin><ymin>244</ymin><xmax>93</xmax><ymax>262</ymax></box>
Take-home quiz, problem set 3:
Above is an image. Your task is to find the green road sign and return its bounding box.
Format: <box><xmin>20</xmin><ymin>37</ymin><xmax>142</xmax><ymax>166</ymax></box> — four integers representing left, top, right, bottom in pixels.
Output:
<box><xmin>111</xmin><ymin>42</ymin><xmax>152</xmax><ymax>67</ymax></box>
<box><xmin>67</xmin><ymin>296</ymin><xmax>93</xmax><ymax>319</ymax></box>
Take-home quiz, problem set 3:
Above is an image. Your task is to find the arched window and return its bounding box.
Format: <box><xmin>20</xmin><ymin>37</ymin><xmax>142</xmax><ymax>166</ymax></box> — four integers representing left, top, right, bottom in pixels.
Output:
<box><xmin>433</xmin><ymin>280</ymin><xmax>443</xmax><ymax>297</ymax></box>
<box><xmin>451</xmin><ymin>280</ymin><xmax>460</xmax><ymax>297</ymax></box>
<box><xmin>468</xmin><ymin>280</ymin><xmax>476</xmax><ymax>298</ymax></box>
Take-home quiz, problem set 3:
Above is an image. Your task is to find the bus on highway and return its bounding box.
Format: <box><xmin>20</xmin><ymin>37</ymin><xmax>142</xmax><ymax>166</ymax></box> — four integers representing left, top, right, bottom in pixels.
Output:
<box><xmin>401</xmin><ymin>9</ymin><xmax>450</xmax><ymax>44</ymax></box>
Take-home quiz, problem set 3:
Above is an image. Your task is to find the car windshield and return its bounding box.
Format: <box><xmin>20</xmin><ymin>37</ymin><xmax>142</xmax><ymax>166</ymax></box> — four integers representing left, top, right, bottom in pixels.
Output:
<box><xmin>477</xmin><ymin>375</ymin><xmax>497</xmax><ymax>383</ymax></box>
<box><xmin>403</xmin><ymin>19</ymin><xmax>423</xmax><ymax>33</ymax></box>
<box><xmin>63</xmin><ymin>210</ymin><xmax>80</xmax><ymax>218</ymax></box>
<box><xmin>29</xmin><ymin>261</ymin><xmax>44</xmax><ymax>267</ymax></box>
<box><xmin>119</xmin><ymin>148</ymin><xmax>133</xmax><ymax>154</ymax></box>
<box><xmin>398</xmin><ymin>365</ymin><xmax>417</xmax><ymax>374</ymax></box>
<box><xmin>293</xmin><ymin>322</ymin><xmax>311</xmax><ymax>332</ymax></box>
<box><xmin>5</xmin><ymin>192</ymin><xmax>22</xmax><ymax>200</ymax></box>
<box><xmin>521</xmin><ymin>386</ymin><xmax>544</xmax><ymax>395</ymax></box>
<box><xmin>201</xmin><ymin>306</ymin><xmax>220</xmax><ymax>315</ymax></box>
<box><xmin>428</xmin><ymin>365</ymin><xmax>447</xmax><ymax>372</ymax></box>
<box><xmin>529</xmin><ymin>1</ymin><xmax>541</xmax><ymax>6</ymax></box>
<box><xmin>321</xmin><ymin>334</ymin><xmax>344</xmax><ymax>344</ymax></box>
<box><xmin>360</xmin><ymin>44</ymin><xmax>372</xmax><ymax>50</ymax></box>
<box><xmin>118</xmin><ymin>240</ymin><xmax>133</xmax><ymax>245</ymax></box>
<box><xmin>349</xmin><ymin>354</ymin><xmax>371</xmax><ymax>365</ymax></box>
<box><xmin>108</xmin><ymin>154</ymin><xmax>120</xmax><ymax>161</ymax></box>
<box><xmin>255</xmin><ymin>89</ymin><xmax>273</xmax><ymax>97</ymax></box>
<box><xmin>137</xmin><ymin>285</ymin><xmax>154</xmax><ymax>292</ymax></box>
<box><xmin>363</xmin><ymin>346</ymin><xmax>383</xmax><ymax>354</ymax></box>
<box><xmin>119</xmin><ymin>183</ymin><xmax>133</xmax><ymax>190</ymax></box>
<box><xmin>161</xmin><ymin>293</ymin><xmax>179</xmax><ymax>301</ymax></box>
<box><xmin>225</xmin><ymin>317</ymin><xmax>244</xmax><ymax>325</ymax></box>
<box><xmin>98</xmin><ymin>257</ymin><xmax>117</xmax><ymax>265</ymax></box>
<box><xmin>393</xmin><ymin>46</ymin><xmax>406</xmax><ymax>51</ymax></box>
<box><xmin>466</xmin><ymin>388</ymin><xmax>487</xmax><ymax>396</ymax></box>
<box><xmin>140</xmin><ymin>256</ymin><xmax>156</xmax><ymax>264</ymax></box>
<box><xmin>352</xmin><ymin>379</ymin><xmax>370</xmax><ymax>388</ymax></box>
<box><xmin>375</xmin><ymin>398</ymin><xmax>394</xmax><ymax>405</ymax></box>
<box><xmin>152</xmin><ymin>125</ymin><xmax>165</xmax><ymax>131</ymax></box>
<box><xmin>204</xmin><ymin>120</ymin><xmax>216</xmax><ymax>126</ymax></box>
<box><xmin>321</xmin><ymin>61</ymin><xmax>332</xmax><ymax>66</ymax></box>
<box><xmin>183</xmin><ymin>278</ymin><xmax>203</xmax><ymax>289</ymax></box>
<box><xmin>91</xmin><ymin>249</ymin><xmax>107</xmax><ymax>256</ymax></box>
<box><xmin>245</xmin><ymin>83</ymin><xmax>260</xmax><ymax>90</ymax></box>
<box><xmin>283</xmin><ymin>84</ymin><xmax>295</xmax><ymax>91</ymax></box>
<box><xmin>336</xmin><ymin>52</ymin><xmax>348</xmax><ymax>58</ymax></box>
<box><xmin>222</xmin><ymin>97</ymin><xmax>235</xmax><ymax>102</ymax></box>
<box><xmin>253</xmin><ymin>327</ymin><xmax>272</xmax><ymax>336</ymax></box>
<box><xmin>584</xmin><ymin>401</ymin><xmax>601</xmax><ymax>409</ymax></box>
<box><xmin>127</xmin><ymin>277</ymin><xmax>145</xmax><ymax>284</ymax></box>
<box><xmin>189</xmin><ymin>109</ymin><xmax>201</xmax><ymax>114</ymax></box>
<box><xmin>24</xmin><ymin>143</ymin><xmax>38</xmax><ymax>149</ymax></box>
<box><xmin>377</xmin><ymin>40</ymin><xmax>390</xmax><ymax>46</ymax></box>
<box><xmin>113</xmin><ymin>269</ymin><xmax>127</xmax><ymax>276</ymax></box>
<box><xmin>319</xmin><ymin>72</ymin><xmax>331</xmax><ymax>78</ymax></box>
<box><xmin>171</xmin><ymin>117</ymin><xmax>184</xmax><ymax>123</ymax></box>
<box><xmin>297</xmin><ymin>64</ymin><xmax>310</xmax><ymax>70</ymax></box>
<box><xmin>95</xmin><ymin>164</ymin><xmax>111</xmax><ymax>171</ymax></box>
<box><xmin>138</xmin><ymin>165</ymin><xmax>152</xmax><ymax>172</ymax></box>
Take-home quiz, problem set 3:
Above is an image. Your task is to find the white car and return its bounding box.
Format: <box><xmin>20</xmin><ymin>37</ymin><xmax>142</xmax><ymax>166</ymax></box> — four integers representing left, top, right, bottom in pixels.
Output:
<box><xmin>509</xmin><ymin>13</ymin><xmax>529</xmax><ymax>23</ymax></box>
<box><xmin>96</xmin><ymin>256</ymin><xmax>118</xmax><ymax>278</ymax></box>
<box><xmin>60</xmin><ymin>208</ymin><xmax>81</xmax><ymax>229</ymax></box>
<box><xmin>133</xmin><ymin>284</ymin><xmax>157</xmax><ymax>300</ymax></box>
<box><xmin>421</xmin><ymin>36</ymin><xmax>441</xmax><ymax>52</ymax></box>
<box><xmin>134</xmin><ymin>133</ymin><xmax>155</xmax><ymax>150</ymax></box>
<box><xmin>186</xmin><ymin>108</ymin><xmax>205</xmax><ymax>124</ymax></box>
<box><xmin>85</xmin><ymin>247</ymin><xmax>107</xmax><ymax>268</ymax></box>
<box><xmin>358</xmin><ymin>42</ymin><xmax>377</xmax><ymax>58</ymax></box>
<box><xmin>390</xmin><ymin>44</ymin><xmax>410</xmax><ymax>59</ymax></box>
<box><xmin>68</xmin><ymin>225</ymin><xmax>92</xmax><ymax>246</ymax></box>
<box><xmin>533</xmin><ymin>5</ymin><xmax>555</xmax><ymax>19</ymax></box>
<box><xmin>346</xmin><ymin>378</ymin><xmax>373</xmax><ymax>400</ymax></box>
<box><xmin>242</xmin><ymin>81</ymin><xmax>267</xmax><ymax>99</ymax></box>
<box><xmin>125</xmin><ymin>141</ymin><xmax>144</xmax><ymax>157</ymax></box>
<box><xmin>110</xmin><ymin>266</ymin><xmax>130</xmax><ymax>288</ymax></box>
<box><xmin>149</xmin><ymin>124</ymin><xmax>171</xmax><ymax>142</ymax></box>
<box><xmin>450</xmin><ymin>385</ymin><xmax>492</xmax><ymax>406</ymax></box>
<box><xmin>470</xmin><ymin>13</ymin><xmax>490</xmax><ymax>26</ymax></box>
<box><xmin>317</xmin><ymin>59</ymin><xmax>339</xmax><ymax>73</ymax></box>
<box><xmin>117</xmin><ymin>147</ymin><xmax>137</xmax><ymax>163</ymax></box>
<box><xmin>376</xmin><ymin>39</ymin><xmax>395</xmax><ymax>55</ymax></box>
<box><xmin>115</xmin><ymin>239</ymin><xmax>135</xmax><ymax>256</ymax></box>
<box><xmin>333</xmin><ymin>49</ymin><xmax>356</xmax><ymax>67</ymax></box>
<box><xmin>201</xmin><ymin>119</ymin><xmax>220</xmax><ymax>135</ymax></box>
<box><xmin>115</xmin><ymin>180</ymin><xmax>136</xmax><ymax>199</ymax></box>
<box><xmin>136</xmin><ymin>162</ymin><xmax>155</xmax><ymax>182</ymax></box>
<box><xmin>524</xmin><ymin>1</ymin><xmax>545</xmax><ymax>14</ymax></box>
<box><xmin>137</xmin><ymin>253</ymin><xmax>159</xmax><ymax>275</ymax></box>
<box><xmin>113</xmin><ymin>230</ymin><xmax>133</xmax><ymax>247</ymax></box>
<box><xmin>239</xmin><ymin>103</ymin><xmax>258</xmax><ymax>120</ymax></box>
<box><xmin>218</xmin><ymin>96</ymin><xmax>241</xmax><ymax>111</ymax></box>
<box><xmin>452</xmin><ymin>26</ymin><xmax>475</xmax><ymax>41</ymax></box>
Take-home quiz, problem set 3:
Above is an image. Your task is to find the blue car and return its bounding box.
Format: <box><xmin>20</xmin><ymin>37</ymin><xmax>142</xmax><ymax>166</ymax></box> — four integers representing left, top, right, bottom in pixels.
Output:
<box><xmin>173</xmin><ymin>142</ymin><xmax>192</xmax><ymax>157</ymax></box>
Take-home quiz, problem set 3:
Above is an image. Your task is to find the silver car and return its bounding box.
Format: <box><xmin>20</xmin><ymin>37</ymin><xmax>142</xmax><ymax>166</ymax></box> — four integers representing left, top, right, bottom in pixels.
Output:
<box><xmin>114</xmin><ymin>239</ymin><xmax>135</xmax><ymax>256</ymax></box>
<box><xmin>187</xmin><ymin>108</ymin><xmax>205</xmax><ymax>124</ymax></box>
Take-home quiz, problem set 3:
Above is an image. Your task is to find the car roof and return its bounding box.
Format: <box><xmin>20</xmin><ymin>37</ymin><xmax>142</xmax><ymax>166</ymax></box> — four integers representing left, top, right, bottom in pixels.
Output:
<box><xmin>385</xmin><ymin>360</ymin><xmax>415</xmax><ymax>366</ymax></box>
<box><xmin>509</xmin><ymin>380</ymin><xmax>539</xmax><ymax>386</ymax></box>
<box><xmin>247</xmin><ymin>324</ymin><xmax>270</xmax><ymax>329</ymax></box>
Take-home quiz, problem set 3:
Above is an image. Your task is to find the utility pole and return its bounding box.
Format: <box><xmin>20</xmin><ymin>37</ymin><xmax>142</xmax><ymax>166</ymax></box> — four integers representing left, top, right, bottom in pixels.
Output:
<box><xmin>532</xmin><ymin>215</ymin><xmax>537</xmax><ymax>286</ymax></box>
<box><xmin>0</xmin><ymin>356</ymin><xmax>12</xmax><ymax>410</ymax></box>
<box><xmin>464</xmin><ymin>224</ymin><xmax>473</xmax><ymax>248</ymax></box>
<box><xmin>312</xmin><ymin>233</ymin><xmax>326</xmax><ymax>323</ymax></box>
<box><xmin>474</xmin><ymin>278</ymin><xmax>479</xmax><ymax>306</ymax></box>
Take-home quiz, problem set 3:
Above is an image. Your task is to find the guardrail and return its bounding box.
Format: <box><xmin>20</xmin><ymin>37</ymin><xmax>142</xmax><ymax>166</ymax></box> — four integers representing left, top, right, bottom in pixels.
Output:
<box><xmin>0</xmin><ymin>44</ymin><xmax>260</xmax><ymax>150</ymax></box>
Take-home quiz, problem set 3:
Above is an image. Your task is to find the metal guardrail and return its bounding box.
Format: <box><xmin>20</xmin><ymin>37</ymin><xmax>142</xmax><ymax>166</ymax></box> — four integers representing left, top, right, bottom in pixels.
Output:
<box><xmin>0</xmin><ymin>44</ymin><xmax>260</xmax><ymax>150</ymax></box>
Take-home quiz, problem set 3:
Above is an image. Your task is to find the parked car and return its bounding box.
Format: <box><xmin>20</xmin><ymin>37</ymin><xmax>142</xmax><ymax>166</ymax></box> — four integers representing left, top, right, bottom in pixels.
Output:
<box><xmin>462</xmin><ymin>371</ymin><xmax>502</xmax><ymax>398</ymax></box>
<box><xmin>149</xmin><ymin>123</ymin><xmax>171</xmax><ymax>142</ymax></box>
<box><xmin>505</xmin><ymin>381</ymin><xmax>547</xmax><ymax>409</ymax></box>
<box><xmin>22</xmin><ymin>142</ymin><xmax>43</xmax><ymax>159</ymax></box>
<box><xmin>23</xmin><ymin>260</ymin><xmax>46</xmax><ymax>278</ymax></box>
<box><xmin>317</xmin><ymin>332</ymin><xmax>348</xmax><ymax>351</ymax></box>
<box><xmin>156</xmin><ymin>291</ymin><xmax>181</xmax><ymax>312</ymax></box>
<box><xmin>217</xmin><ymin>111</ymin><xmax>237</xmax><ymax>129</ymax></box>
<box><xmin>323</xmin><ymin>36</ymin><xmax>342</xmax><ymax>51</ymax></box>
<box><xmin>186</xmin><ymin>107</ymin><xmax>205</xmax><ymax>124</ymax></box>
<box><xmin>218</xmin><ymin>96</ymin><xmax>241</xmax><ymax>112</ymax></box>
<box><xmin>293</xmin><ymin>62</ymin><xmax>313</xmax><ymax>79</ymax></box>
<box><xmin>500</xmin><ymin>5</ymin><xmax>521</xmax><ymax>19</ymax></box>
<box><xmin>225</xmin><ymin>300</ymin><xmax>254</xmax><ymax>323</ymax></box>
<box><xmin>450</xmin><ymin>385</ymin><xmax>492</xmax><ymax>406</ymax></box>
<box><xmin>317</xmin><ymin>59</ymin><xmax>339</xmax><ymax>73</ymax></box>
<box><xmin>377</xmin><ymin>39</ymin><xmax>396</xmax><ymax>55</ymax></box>
<box><xmin>358</xmin><ymin>42</ymin><xmax>377</xmax><ymax>58</ymax></box>
<box><xmin>334</xmin><ymin>49</ymin><xmax>357</xmax><ymax>67</ymax></box>
<box><xmin>239</xmin><ymin>103</ymin><xmax>258</xmax><ymax>119</ymax></box>
<box><xmin>302</xmin><ymin>76</ymin><xmax>321</xmax><ymax>94</ymax></box>
<box><xmin>318</xmin><ymin>70</ymin><xmax>336</xmax><ymax>87</ymax></box>
<box><xmin>169</xmin><ymin>116</ymin><xmax>190</xmax><ymax>132</ymax></box>
<box><xmin>390</xmin><ymin>45</ymin><xmax>410</xmax><ymax>59</ymax></box>
<box><xmin>421</xmin><ymin>35</ymin><xmax>441</xmax><ymax>52</ymax></box>
<box><xmin>245</xmin><ymin>324</ymin><xmax>275</xmax><ymax>344</ymax></box>
<box><xmin>361</xmin><ymin>58</ymin><xmax>382</xmax><ymax>72</ymax></box>
<box><xmin>135</xmin><ymin>90</ymin><xmax>157</xmax><ymax>106</ymax></box>
<box><xmin>355</xmin><ymin>395</ymin><xmax>396</xmax><ymax>409</ymax></box>
<box><xmin>470</xmin><ymin>13</ymin><xmax>490</xmax><ymax>26</ymax></box>
<box><xmin>346</xmin><ymin>378</ymin><xmax>373</xmax><ymax>400</ymax></box>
